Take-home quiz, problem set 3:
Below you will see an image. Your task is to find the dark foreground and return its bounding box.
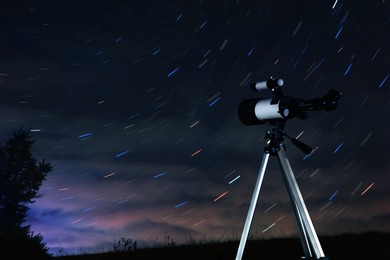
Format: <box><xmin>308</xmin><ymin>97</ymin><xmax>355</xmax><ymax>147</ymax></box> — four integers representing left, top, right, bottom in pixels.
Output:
<box><xmin>55</xmin><ymin>232</ymin><xmax>389</xmax><ymax>260</ymax></box>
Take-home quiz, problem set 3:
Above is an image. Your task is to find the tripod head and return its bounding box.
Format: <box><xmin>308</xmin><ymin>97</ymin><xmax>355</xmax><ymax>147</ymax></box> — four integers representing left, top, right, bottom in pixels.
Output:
<box><xmin>264</xmin><ymin>125</ymin><xmax>313</xmax><ymax>155</ymax></box>
<box><xmin>238</xmin><ymin>77</ymin><xmax>342</xmax><ymax>155</ymax></box>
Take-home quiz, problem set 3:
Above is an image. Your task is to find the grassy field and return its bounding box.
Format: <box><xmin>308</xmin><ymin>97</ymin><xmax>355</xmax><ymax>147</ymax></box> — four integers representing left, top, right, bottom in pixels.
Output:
<box><xmin>54</xmin><ymin>232</ymin><xmax>390</xmax><ymax>260</ymax></box>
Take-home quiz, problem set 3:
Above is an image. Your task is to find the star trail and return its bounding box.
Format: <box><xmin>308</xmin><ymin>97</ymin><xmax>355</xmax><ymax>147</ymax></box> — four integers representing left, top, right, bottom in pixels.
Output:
<box><xmin>0</xmin><ymin>0</ymin><xmax>388</xmax><ymax>256</ymax></box>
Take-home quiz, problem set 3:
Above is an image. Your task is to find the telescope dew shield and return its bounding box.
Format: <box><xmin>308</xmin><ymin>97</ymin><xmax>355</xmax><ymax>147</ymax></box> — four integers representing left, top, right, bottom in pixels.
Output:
<box><xmin>237</xmin><ymin>98</ymin><xmax>290</xmax><ymax>125</ymax></box>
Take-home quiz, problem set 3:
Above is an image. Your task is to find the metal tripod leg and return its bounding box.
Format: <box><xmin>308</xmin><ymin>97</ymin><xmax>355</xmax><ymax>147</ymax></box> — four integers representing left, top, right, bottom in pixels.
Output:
<box><xmin>276</xmin><ymin>146</ymin><xmax>325</xmax><ymax>259</ymax></box>
<box><xmin>235</xmin><ymin>152</ymin><xmax>270</xmax><ymax>260</ymax></box>
<box><xmin>292</xmin><ymin>199</ymin><xmax>313</xmax><ymax>257</ymax></box>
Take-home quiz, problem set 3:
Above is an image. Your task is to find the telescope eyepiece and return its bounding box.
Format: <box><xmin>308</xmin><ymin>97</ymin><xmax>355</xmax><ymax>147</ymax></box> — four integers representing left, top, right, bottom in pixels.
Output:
<box><xmin>313</xmin><ymin>89</ymin><xmax>342</xmax><ymax>111</ymax></box>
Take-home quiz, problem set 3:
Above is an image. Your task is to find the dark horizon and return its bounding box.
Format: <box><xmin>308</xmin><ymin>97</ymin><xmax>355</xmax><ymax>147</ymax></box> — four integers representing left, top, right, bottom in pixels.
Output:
<box><xmin>0</xmin><ymin>0</ymin><xmax>389</xmax><ymax>255</ymax></box>
<box><xmin>55</xmin><ymin>232</ymin><xmax>390</xmax><ymax>259</ymax></box>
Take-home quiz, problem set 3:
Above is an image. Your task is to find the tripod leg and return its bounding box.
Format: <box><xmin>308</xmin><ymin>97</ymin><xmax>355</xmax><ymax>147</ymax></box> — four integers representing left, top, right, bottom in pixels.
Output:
<box><xmin>276</xmin><ymin>147</ymin><xmax>326</xmax><ymax>259</ymax></box>
<box><xmin>292</xmin><ymin>200</ymin><xmax>313</xmax><ymax>258</ymax></box>
<box><xmin>235</xmin><ymin>152</ymin><xmax>270</xmax><ymax>260</ymax></box>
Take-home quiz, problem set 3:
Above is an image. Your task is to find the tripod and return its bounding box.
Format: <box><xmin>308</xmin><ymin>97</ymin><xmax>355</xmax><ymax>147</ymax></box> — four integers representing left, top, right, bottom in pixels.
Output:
<box><xmin>235</xmin><ymin>124</ymin><xmax>329</xmax><ymax>260</ymax></box>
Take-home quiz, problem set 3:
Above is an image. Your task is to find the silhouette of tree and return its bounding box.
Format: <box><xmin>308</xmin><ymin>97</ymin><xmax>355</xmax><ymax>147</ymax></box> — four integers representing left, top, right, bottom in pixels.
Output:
<box><xmin>0</xmin><ymin>127</ymin><xmax>52</xmax><ymax>258</ymax></box>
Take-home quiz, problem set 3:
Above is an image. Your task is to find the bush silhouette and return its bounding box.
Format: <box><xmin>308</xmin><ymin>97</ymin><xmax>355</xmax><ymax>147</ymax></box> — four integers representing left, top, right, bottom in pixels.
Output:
<box><xmin>0</xmin><ymin>127</ymin><xmax>52</xmax><ymax>259</ymax></box>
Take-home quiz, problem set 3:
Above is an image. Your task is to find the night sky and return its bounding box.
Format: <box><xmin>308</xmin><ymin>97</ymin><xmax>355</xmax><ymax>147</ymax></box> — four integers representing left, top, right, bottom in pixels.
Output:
<box><xmin>1</xmin><ymin>0</ymin><xmax>389</xmax><ymax>255</ymax></box>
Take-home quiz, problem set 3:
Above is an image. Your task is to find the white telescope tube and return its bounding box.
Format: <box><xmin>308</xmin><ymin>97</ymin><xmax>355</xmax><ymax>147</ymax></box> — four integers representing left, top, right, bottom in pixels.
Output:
<box><xmin>254</xmin><ymin>99</ymin><xmax>286</xmax><ymax>120</ymax></box>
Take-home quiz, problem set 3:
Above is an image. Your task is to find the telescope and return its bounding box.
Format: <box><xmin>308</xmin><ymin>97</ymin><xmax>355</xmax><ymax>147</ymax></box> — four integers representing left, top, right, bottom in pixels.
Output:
<box><xmin>235</xmin><ymin>77</ymin><xmax>341</xmax><ymax>260</ymax></box>
<box><xmin>238</xmin><ymin>77</ymin><xmax>342</xmax><ymax>126</ymax></box>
